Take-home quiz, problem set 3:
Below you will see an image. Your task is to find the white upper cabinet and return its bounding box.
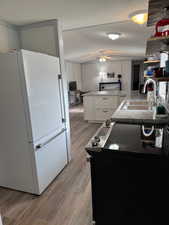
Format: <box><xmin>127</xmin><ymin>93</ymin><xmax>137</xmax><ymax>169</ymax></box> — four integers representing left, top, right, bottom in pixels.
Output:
<box><xmin>20</xmin><ymin>26</ymin><xmax>57</xmax><ymax>56</ymax></box>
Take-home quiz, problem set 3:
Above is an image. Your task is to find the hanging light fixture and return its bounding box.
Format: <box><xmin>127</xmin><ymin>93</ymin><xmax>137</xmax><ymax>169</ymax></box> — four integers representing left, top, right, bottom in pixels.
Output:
<box><xmin>129</xmin><ymin>10</ymin><xmax>148</xmax><ymax>25</ymax></box>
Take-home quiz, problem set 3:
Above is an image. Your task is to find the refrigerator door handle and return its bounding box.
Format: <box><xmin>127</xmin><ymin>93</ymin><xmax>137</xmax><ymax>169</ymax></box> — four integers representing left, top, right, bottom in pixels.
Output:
<box><xmin>58</xmin><ymin>74</ymin><xmax>66</xmax><ymax>123</ymax></box>
<box><xmin>35</xmin><ymin>128</ymin><xmax>66</xmax><ymax>151</ymax></box>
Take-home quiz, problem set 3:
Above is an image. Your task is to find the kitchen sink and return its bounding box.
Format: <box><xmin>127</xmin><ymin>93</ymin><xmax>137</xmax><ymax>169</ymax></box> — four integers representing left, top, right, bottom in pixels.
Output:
<box><xmin>112</xmin><ymin>99</ymin><xmax>169</xmax><ymax>124</ymax></box>
<box><xmin>127</xmin><ymin>105</ymin><xmax>150</xmax><ymax>110</ymax></box>
<box><xmin>121</xmin><ymin>100</ymin><xmax>152</xmax><ymax>111</ymax></box>
<box><xmin>128</xmin><ymin>100</ymin><xmax>148</xmax><ymax>106</ymax></box>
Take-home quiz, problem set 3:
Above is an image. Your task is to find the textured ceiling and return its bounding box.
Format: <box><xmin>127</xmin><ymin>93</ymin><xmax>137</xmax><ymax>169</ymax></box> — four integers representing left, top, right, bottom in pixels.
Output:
<box><xmin>0</xmin><ymin>0</ymin><xmax>148</xmax><ymax>30</ymax></box>
<box><xmin>63</xmin><ymin>21</ymin><xmax>153</xmax><ymax>63</ymax></box>
<box><xmin>0</xmin><ymin>0</ymin><xmax>152</xmax><ymax>62</ymax></box>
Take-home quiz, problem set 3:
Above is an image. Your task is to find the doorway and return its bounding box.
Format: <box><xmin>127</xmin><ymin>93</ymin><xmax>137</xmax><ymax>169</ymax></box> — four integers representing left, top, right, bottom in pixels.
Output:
<box><xmin>132</xmin><ymin>64</ymin><xmax>140</xmax><ymax>91</ymax></box>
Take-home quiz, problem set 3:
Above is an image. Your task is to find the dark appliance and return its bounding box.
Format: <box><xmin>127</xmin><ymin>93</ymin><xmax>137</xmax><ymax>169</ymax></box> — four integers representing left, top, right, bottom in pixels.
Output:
<box><xmin>69</xmin><ymin>81</ymin><xmax>77</xmax><ymax>91</ymax></box>
<box><xmin>86</xmin><ymin>122</ymin><xmax>169</xmax><ymax>225</ymax></box>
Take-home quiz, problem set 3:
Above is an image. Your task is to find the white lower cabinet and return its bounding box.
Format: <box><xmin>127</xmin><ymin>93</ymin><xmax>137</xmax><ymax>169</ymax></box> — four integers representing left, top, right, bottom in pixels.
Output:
<box><xmin>84</xmin><ymin>95</ymin><xmax>122</xmax><ymax>122</ymax></box>
<box><xmin>84</xmin><ymin>96</ymin><xmax>95</xmax><ymax>121</ymax></box>
<box><xmin>35</xmin><ymin>131</ymin><xmax>68</xmax><ymax>194</ymax></box>
<box><xmin>95</xmin><ymin>108</ymin><xmax>116</xmax><ymax>121</ymax></box>
<box><xmin>95</xmin><ymin>96</ymin><xmax>119</xmax><ymax>108</ymax></box>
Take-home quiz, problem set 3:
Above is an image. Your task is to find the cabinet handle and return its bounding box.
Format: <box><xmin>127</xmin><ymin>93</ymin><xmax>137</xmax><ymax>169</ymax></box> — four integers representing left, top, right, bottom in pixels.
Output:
<box><xmin>103</xmin><ymin>97</ymin><xmax>108</xmax><ymax>100</ymax></box>
<box><xmin>103</xmin><ymin>110</ymin><xmax>108</xmax><ymax>113</ymax></box>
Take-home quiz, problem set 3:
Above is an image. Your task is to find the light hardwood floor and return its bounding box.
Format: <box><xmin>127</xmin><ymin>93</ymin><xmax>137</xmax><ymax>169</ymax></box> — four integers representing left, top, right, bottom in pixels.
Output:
<box><xmin>0</xmin><ymin>105</ymin><xmax>100</xmax><ymax>225</ymax></box>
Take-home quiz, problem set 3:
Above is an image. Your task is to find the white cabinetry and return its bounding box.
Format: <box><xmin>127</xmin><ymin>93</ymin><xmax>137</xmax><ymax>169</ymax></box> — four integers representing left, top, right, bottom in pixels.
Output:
<box><xmin>95</xmin><ymin>108</ymin><xmax>114</xmax><ymax>121</ymax></box>
<box><xmin>84</xmin><ymin>96</ymin><xmax>95</xmax><ymax>121</ymax></box>
<box><xmin>95</xmin><ymin>96</ymin><xmax>119</xmax><ymax>108</ymax></box>
<box><xmin>84</xmin><ymin>95</ymin><xmax>121</xmax><ymax>122</ymax></box>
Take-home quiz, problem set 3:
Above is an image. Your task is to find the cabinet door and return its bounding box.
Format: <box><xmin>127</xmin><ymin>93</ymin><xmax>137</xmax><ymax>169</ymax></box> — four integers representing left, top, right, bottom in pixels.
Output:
<box><xmin>35</xmin><ymin>131</ymin><xmax>68</xmax><ymax>194</ymax></box>
<box><xmin>95</xmin><ymin>108</ymin><xmax>115</xmax><ymax>121</ymax></box>
<box><xmin>90</xmin><ymin>153</ymin><xmax>169</xmax><ymax>225</ymax></box>
<box><xmin>20</xmin><ymin>26</ymin><xmax>57</xmax><ymax>56</ymax></box>
<box><xmin>83</xmin><ymin>96</ymin><xmax>95</xmax><ymax>120</ymax></box>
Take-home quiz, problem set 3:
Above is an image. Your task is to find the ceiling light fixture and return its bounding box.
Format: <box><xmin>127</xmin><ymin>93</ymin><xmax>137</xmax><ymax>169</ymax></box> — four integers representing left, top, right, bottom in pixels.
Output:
<box><xmin>108</xmin><ymin>33</ymin><xmax>121</xmax><ymax>40</ymax></box>
<box><xmin>129</xmin><ymin>10</ymin><xmax>148</xmax><ymax>25</ymax></box>
<box><xmin>99</xmin><ymin>57</ymin><xmax>106</xmax><ymax>62</ymax></box>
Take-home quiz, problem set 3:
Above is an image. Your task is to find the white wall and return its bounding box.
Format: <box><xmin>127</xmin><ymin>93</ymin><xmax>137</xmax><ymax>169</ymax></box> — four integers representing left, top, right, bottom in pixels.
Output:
<box><xmin>20</xmin><ymin>26</ymin><xmax>59</xmax><ymax>56</ymax></box>
<box><xmin>81</xmin><ymin>60</ymin><xmax>132</xmax><ymax>95</ymax></box>
<box><xmin>0</xmin><ymin>21</ymin><xmax>19</xmax><ymax>52</ymax></box>
<box><xmin>65</xmin><ymin>62</ymin><xmax>82</xmax><ymax>90</ymax></box>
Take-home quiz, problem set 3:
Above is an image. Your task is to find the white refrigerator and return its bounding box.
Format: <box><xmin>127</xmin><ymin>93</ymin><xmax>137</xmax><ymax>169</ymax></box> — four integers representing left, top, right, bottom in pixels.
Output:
<box><xmin>0</xmin><ymin>50</ymin><xmax>69</xmax><ymax>195</ymax></box>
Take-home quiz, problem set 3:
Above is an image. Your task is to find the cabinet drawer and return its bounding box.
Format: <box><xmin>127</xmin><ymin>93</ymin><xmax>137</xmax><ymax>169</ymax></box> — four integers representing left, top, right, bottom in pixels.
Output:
<box><xmin>95</xmin><ymin>96</ymin><xmax>118</xmax><ymax>108</ymax></box>
<box><xmin>96</xmin><ymin>108</ymin><xmax>115</xmax><ymax>121</ymax></box>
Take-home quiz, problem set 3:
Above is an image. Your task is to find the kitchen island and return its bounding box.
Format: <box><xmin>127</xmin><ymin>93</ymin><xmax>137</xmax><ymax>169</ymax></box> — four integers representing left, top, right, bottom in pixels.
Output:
<box><xmin>83</xmin><ymin>90</ymin><xmax>126</xmax><ymax>122</ymax></box>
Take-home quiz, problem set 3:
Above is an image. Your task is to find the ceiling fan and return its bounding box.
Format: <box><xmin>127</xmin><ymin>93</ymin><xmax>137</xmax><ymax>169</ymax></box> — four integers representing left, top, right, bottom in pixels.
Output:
<box><xmin>99</xmin><ymin>55</ymin><xmax>113</xmax><ymax>62</ymax></box>
<box><xmin>80</xmin><ymin>49</ymin><xmax>121</xmax><ymax>62</ymax></box>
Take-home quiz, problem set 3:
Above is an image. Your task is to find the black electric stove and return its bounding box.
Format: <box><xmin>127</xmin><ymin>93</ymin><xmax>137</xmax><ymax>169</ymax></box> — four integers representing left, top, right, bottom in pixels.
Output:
<box><xmin>86</xmin><ymin>122</ymin><xmax>169</xmax><ymax>225</ymax></box>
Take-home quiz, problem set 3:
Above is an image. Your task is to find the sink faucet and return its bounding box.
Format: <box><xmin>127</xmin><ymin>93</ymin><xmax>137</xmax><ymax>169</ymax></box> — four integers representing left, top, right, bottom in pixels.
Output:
<box><xmin>143</xmin><ymin>78</ymin><xmax>157</xmax><ymax>106</ymax></box>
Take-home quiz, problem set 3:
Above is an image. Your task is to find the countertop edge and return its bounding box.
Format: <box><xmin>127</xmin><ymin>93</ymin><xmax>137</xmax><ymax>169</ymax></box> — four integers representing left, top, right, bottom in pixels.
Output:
<box><xmin>83</xmin><ymin>90</ymin><xmax>126</xmax><ymax>97</ymax></box>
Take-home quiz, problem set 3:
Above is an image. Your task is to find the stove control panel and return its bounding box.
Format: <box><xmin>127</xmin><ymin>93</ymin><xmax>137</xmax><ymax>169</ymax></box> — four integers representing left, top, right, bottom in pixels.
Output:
<box><xmin>85</xmin><ymin>120</ymin><xmax>115</xmax><ymax>152</ymax></box>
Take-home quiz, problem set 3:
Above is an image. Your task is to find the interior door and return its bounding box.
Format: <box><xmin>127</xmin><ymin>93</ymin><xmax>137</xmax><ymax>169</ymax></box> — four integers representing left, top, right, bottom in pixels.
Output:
<box><xmin>22</xmin><ymin>50</ymin><xmax>64</xmax><ymax>142</ymax></box>
<box><xmin>132</xmin><ymin>64</ymin><xmax>140</xmax><ymax>90</ymax></box>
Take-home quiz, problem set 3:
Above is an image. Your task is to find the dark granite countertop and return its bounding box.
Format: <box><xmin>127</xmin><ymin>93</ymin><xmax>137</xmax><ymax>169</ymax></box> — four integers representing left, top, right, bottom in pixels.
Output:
<box><xmin>103</xmin><ymin>123</ymin><xmax>165</xmax><ymax>156</ymax></box>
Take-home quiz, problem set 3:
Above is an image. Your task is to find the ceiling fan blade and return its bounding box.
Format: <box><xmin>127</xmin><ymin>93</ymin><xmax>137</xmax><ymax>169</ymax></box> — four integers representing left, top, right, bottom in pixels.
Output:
<box><xmin>105</xmin><ymin>56</ymin><xmax>112</xmax><ymax>59</ymax></box>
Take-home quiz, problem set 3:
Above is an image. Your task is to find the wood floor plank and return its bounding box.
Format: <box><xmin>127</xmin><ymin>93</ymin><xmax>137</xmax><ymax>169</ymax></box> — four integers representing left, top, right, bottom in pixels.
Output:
<box><xmin>0</xmin><ymin>106</ymin><xmax>100</xmax><ymax>225</ymax></box>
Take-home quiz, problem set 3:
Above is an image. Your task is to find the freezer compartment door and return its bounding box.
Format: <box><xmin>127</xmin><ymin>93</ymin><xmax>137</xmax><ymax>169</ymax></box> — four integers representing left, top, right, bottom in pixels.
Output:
<box><xmin>35</xmin><ymin>130</ymin><xmax>68</xmax><ymax>194</ymax></box>
<box><xmin>21</xmin><ymin>50</ymin><xmax>64</xmax><ymax>142</ymax></box>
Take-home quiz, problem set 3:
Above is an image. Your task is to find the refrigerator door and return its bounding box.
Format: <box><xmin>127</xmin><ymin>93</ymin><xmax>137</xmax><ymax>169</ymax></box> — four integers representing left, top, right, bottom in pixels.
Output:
<box><xmin>34</xmin><ymin>129</ymin><xmax>68</xmax><ymax>194</ymax></box>
<box><xmin>21</xmin><ymin>50</ymin><xmax>64</xmax><ymax>142</ymax></box>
